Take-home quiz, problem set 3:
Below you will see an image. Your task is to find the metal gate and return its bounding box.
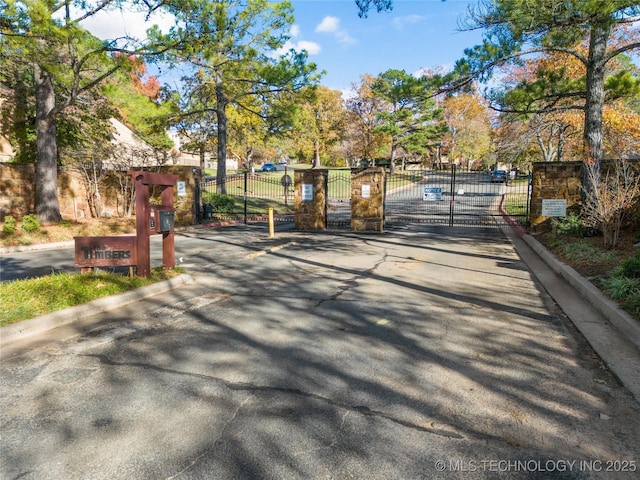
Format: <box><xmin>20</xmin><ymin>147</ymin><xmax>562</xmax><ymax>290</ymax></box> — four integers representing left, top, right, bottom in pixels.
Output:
<box><xmin>200</xmin><ymin>170</ymin><xmax>295</xmax><ymax>224</ymax></box>
<box><xmin>384</xmin><ymin>166</ymin><xmax>530</xmax><ymax>228</ymax></box>
<box><xmin>327</xmin><ymin>169</ymin><xmax>351</xmax><ymax>228</ymax></box>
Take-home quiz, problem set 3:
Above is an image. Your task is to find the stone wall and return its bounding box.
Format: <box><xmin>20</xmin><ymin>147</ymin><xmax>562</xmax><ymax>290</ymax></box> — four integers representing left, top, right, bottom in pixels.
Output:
<box><xmin>294</xmin><ymin>169</ymin><xmax>327</xmax><ymax>230</ymax></box>
<box><xmin>351</xmin><ymin>167</ymin><xmax>385</xmax><ymax>232</ymax></box>
<box><xmin>0</xmin><ymin>163</ymin><xmax>200</xmax><ymax>227</ymax></box>
<box><xmin>530</xmin><ymin>161</ymin><xmax>583</xmax><ymax>232</ymax></box>
<box><xmin>0</xmin><ymin>163</ymin><xmax>35</xmax><ymax>220</ymax></box>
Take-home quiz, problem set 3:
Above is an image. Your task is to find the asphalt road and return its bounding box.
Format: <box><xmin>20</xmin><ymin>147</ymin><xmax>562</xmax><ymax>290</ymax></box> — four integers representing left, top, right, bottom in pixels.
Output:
<box><xmin>1</xmin><ymin>224</ymin><xmax>639</xmax><ymax>479</ymax></box>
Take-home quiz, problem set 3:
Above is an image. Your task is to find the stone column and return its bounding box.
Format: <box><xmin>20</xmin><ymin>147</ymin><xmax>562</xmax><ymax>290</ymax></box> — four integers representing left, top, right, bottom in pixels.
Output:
<box><xmin>351</xmin><ymin>167</ymin><xmax>385</xmax><ymax>232</ymax></box>
<box><xmin>530</xmin><ymin>161</ymin><xmax>583</xmax><ymax>233</ymax></box>
<box><xmin>294</xmin><ymin>169</ymin><xmax>328</xmax><ymax>230</ymax></box>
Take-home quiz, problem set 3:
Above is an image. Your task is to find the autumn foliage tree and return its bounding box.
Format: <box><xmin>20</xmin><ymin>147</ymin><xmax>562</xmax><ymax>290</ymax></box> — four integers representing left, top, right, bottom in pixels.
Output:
<box><xmin>442</xmin><ymin>92</ymin><xmax>493</xmax><ymax>170</ymax></box>
<box><xmin>0</xmin><ymin>0</ymin><xmax>181</xmax><ymax>222</ymax></box>
<box><xmin>357</xmin><ymin>0</ymin><xmax>640</xmax><ymax>166</ymax></box>
<box><xmin>292</xmin><ymin>86</ymin><xmax>347</xmax><ymax>168</ymax></box>
<box><xmin>344</xmin><ymin>74</ymin><xmax>388</xmax><ymax>164</ymax></box>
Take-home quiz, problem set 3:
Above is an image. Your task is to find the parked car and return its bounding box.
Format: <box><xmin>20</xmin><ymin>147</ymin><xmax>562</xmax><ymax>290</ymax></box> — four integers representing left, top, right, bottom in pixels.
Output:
<box><xmin>491</xmin><ymin>169</ymin><xmax>507</xmax><ymax>183</ymax></box>
<box><xmin>260</xmin><ymin>163</ymin><xmax>277</xmax><ymax>172</ymax></box>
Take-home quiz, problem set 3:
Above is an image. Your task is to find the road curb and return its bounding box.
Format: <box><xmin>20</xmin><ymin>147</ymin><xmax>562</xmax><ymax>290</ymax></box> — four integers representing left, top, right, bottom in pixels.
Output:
<box><xmin>0</xmin><ymin>273</ymin><xmax>194</xmax><ymax>345</ymax></box>
<box><xmin>522</xmin><ymin>233</ymin><xmax>640</xmax><ymax>349</ymax></box>
<box><xmin>499</xmin><ymin>205</ymin><xmax>640</xmax><ymax>349</ymax></box>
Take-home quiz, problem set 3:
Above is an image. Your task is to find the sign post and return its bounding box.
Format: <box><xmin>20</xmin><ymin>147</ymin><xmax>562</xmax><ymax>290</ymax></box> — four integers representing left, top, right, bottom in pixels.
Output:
<box><xmin>130</xmin><ymin>171</ymin><xmax>178</xmax><ymax>278</ymax></box>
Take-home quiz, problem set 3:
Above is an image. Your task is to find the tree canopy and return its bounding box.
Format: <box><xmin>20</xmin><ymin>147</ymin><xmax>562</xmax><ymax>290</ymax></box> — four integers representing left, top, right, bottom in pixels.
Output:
<box><xmin>356</xmin><ymin>0</ymin><xmax>640</xmax><ymax>164</ymax></box>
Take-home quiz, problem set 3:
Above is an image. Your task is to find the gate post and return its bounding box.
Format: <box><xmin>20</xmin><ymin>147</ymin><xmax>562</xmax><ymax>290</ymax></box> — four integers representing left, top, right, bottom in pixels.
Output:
<box><xmin>351</xmin><ymin>167</ymin><xmax>385</xmax><ymax>232</ymax></box>
<box><xmin>294</xmin><ymin>169</ymin><xmax>328</xmax><ymax>230</ymax></box>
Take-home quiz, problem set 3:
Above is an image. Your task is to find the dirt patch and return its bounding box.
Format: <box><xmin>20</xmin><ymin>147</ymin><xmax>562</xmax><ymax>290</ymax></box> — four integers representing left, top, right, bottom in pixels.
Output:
<box><xmin>1</xmin><ymin>217</ymin><xmax>137</xmax><ymax>248</ymax></box>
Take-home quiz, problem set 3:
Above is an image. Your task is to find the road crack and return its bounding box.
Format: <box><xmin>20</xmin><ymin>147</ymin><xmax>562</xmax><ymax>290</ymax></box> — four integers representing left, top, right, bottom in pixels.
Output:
<box><xmin>82</xmin><ymin>353</ymin><xmax>468</xmax><ymax>442</ymax></box>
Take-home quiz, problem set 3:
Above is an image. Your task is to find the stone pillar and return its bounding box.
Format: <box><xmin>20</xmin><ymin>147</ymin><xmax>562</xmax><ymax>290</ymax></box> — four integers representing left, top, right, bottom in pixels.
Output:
<box><xmin>530</xmin><ymin>161</ymin><xmax>583</xmax><ymax>233</ymax></box>
<box><xmin>351</xmin><ymin>167</ymin><xmax>385</xmax><ymax>232</ymax></box>
<box><xmin>294</xmin><ymin>169</ymin><xmax>327</xmax><ymax>230</ymax></box>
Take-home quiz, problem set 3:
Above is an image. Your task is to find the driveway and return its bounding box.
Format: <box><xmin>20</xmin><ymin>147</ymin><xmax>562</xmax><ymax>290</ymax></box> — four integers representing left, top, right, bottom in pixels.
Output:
<box><xmin>1</xmin><ymin>225</ymin><xmax>639</xmax><ymax>479</ymax></box>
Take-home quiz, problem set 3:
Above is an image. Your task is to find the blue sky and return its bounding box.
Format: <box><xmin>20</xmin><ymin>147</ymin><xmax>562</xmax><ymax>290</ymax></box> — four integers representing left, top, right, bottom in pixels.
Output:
<box><xmin>80</xmin><ymin>1</ymin><xmax>485</xmax><ymax>93</ymax></box>
<box><xmin>284</xmin><ymin>0</ymin><xmax>483</xmax><ymax>93</ymax></box>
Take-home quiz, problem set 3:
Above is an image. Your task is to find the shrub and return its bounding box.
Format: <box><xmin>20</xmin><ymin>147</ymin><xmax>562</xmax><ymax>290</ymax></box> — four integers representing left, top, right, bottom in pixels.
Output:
<box><xmin>202</xmin><ymin>192</ymin><xmax>235</xmax><ymax>213</ymax></box>
<box><xmin>552</xmin><ymin>213</ymin><xmax>583</xmax><ymax>237</ymax></box>
<box><xmin>601</xmin><ymin>276</ymin><xmax>640</xmax><ymax>300</ymax></box>
<box><xmin>2</xmin><ymin>216</ymin><xmax>17</xmax><ymax>236</ymax></box>
<box><xmin>21</xmin><ymin>214</ymin><xmax>41</xmax><ymax>233</ymax></box>
<box><xmin>620</xmin><ymin>256</ymin><xmax>640</xmax><ymax>279</ymax></box>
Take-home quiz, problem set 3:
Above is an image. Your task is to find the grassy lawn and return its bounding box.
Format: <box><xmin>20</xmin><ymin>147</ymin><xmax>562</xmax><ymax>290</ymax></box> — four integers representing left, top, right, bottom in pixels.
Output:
<box><xmin>0</xmin><ymin>268</ymin><xmax>184</xmax><ymax>327</ymax></box>
<box><xmin>503</xmin><ymin>192</ymin><xmax>530</xmax><ymax>217</ymax></box>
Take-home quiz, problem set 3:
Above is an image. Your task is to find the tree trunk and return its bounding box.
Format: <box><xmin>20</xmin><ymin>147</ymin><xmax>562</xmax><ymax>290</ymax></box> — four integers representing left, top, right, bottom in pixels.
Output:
<box><xmin>247</xmin><ymin>146</ymin><xmax>254</xmax><ymax>171</ymax></box>
<box><xmin>389</xmin><ymin>138</ymin><xmax>397</xmax><ymax>176</ymax></box>
<box><xmin>199</xmin><ymin>145</ymin><xmax>206</xmax><ymax>174</ymax></box>
<box><xmin>215</xmin><ymin>72</ymin><xmax>228</xmax><ymax>194</ymax></box>
<box><xmin>313</xmin><ymin>139</ymin><xmax>321</xmax><ymax>168</ymax></box>
<box><xmin>583</xmin><ymin>22</ymin><xmax>609</xmax><ymax>165</ymax></box>
<box><xmin>34</xmin><ymin>64</ymin><xmax>62</xmax><ymax>223</ymax></box>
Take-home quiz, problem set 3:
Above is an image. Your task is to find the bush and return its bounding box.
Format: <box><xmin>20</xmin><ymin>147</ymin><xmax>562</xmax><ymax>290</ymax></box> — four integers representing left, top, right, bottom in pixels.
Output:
<box><xmin>601</xmin><ymin>276</ymin><xmax>640</xmax><ymax>301</ymax></box>
<box><xmin>620</xmin><ymin>256</ymin><xmax>640</xmax><ymax>279</ymax></box>
<box><xmin>2</xmin><ymin>216</ymin><xmax>17</xmax><ymax>236</ymax></box>
<box><xmin>202</xmin><ymin>192</ymin><xmax>235</xmax><ymax>213</ymax></box>
<box><xmin>552</xmin><ymin>214</ymin><xmax>583</xmax><ymax>237</ymax></box>
<box><xmin>21</xmin><ymin>214</ymin><xmax>41</xmax><ymax>234</ymax></box>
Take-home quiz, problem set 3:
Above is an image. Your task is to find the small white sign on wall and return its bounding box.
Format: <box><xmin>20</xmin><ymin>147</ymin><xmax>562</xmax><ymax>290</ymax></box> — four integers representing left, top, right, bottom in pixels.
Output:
<box><xmin>177</xmin><ymin>181</ymin><xmax>187</xmax><ymax>197</ymax></box>
<box><xmin>542</xmin><ymin>199</ymin><xmax>567</xmax><ymax>217</ymax></box>
<box><xmin>302</xmin><ymin>183</ymin><xmax>313</xmax><ymax>201</ymax></box>
<box><xmin>362</xmin><ymin>184</ymin><xmax>371</xmax><ymax>199</ymax></box>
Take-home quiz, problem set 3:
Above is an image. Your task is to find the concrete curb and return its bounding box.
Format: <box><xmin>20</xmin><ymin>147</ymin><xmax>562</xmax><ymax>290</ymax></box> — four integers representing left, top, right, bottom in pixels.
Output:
<box><xmin>498</xmin><ymin>203</ymin><xmax>640</xmax><ymax>350</ymax></box>
<box><xmin>1</xmin><ymin>241</ymin><xmax>74</xmax><ymax>254</ymax></box>
<box><xmin>522</xmin><ymin>233</ymin><xmax>640</xmax><ymax>349</ymax></box>
<box><xmin>0</xmin><ymin>273</ymin><xmax>194</xmax><ymax>345</ymax></box>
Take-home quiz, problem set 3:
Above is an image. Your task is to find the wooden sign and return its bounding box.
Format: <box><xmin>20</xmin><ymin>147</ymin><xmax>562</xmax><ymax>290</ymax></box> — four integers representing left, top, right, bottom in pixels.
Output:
<box><xmin>74</xmin><ymin>236</ymin><xmax>137</xmax><ymax>268</ymax></box>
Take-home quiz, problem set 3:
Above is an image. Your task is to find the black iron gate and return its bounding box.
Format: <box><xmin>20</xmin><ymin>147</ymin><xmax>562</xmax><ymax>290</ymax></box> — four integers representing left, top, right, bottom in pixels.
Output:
<box><xmin>384</xmin><ymin>166</ymin><xmax>530</xmax><ymax>228</ymax></box>
<box><xmin>327</xmin><ymin>170</ymin><xmax>351</xmax><ymax>228</ymax></box>
<box><xmin>200</xmin><ymin>170</ymin><xmax>295</xmax><ymax>224</ymax></box>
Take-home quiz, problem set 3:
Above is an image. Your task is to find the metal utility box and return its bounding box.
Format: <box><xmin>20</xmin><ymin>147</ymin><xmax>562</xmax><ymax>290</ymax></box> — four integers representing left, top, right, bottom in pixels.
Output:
<box><xmin>158</xmin><ymin>209</ymin><xmax>175</xmax><ymax>233</ymax></box>
<box><xmin>150</xmin><ymin>206</ymin><xmax>175</xmax><ymax>234</ymax></box>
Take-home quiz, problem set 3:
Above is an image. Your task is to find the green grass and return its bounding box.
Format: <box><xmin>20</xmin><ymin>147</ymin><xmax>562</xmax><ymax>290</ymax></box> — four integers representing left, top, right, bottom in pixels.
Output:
<box><xmin>503</xmin><ymin>193</ymin><xmax>529</xmax><ymax>216</ymax></box>
<box><xmin>0</xmin><ymin>268</ymin><xmax>183</xmax><ymax>327</ymax></box>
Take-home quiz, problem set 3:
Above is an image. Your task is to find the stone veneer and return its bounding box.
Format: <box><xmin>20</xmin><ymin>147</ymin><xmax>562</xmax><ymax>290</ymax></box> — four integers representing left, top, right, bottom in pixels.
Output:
<box><xmin>351</xmin><ymin>167</ymin><xmax>385</xmax><ymax>232</ymax></box>
<box><xmin>294</xmin><ymin>169</ymin><xmax>327</xmax><ymax>230</ymax></box>
<box><xmin>0</xmin><ymin>163</ymin><xmax>200</xmax><ymax>227</ymax></box>
<box><xmin>530</xmin><ymin>161</ymin><xmax>583</xmax><ymax>232</ymax></box>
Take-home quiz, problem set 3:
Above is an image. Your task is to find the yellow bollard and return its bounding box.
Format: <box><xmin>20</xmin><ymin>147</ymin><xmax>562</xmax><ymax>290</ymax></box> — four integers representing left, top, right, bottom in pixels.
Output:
<box><xmin>268</xmin><ymin>207</ymin><xmax>275</xmax><ymax>237</ymax></box>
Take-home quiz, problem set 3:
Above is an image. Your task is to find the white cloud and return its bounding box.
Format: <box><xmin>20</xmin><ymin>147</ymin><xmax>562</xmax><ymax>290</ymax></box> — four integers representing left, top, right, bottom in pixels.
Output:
<box><xmin>391</xmin><ymin>14</ymin><xmax>425</xmax><ymax>30</ymax></box>
<box><xmin>315</xmin><ymin>16</ymin><xmax>355</xmax><ymax>46</ymax></box>
<box><xmin>296</xmin><ymin>40</ymin><xmax>322</xmax><ymax>55</ymax></box>
<box><xmin>316</xmin><ymin>16</ymin><xmax>340</xmax><ymax>33</ymax></box>
<box><xmin>272</xmin><ymin>39</ymin><xmax>322</xmax><ymax>57</ymax></box>
<box><xmin>79</xmin><ymin>8</ymin><xmax>174</xmax><ymax>42</ymax></box>
<box><xmin>290</xmin><ymin>24</ymin><xmax>301</xmax><ymax>38</ymax></box>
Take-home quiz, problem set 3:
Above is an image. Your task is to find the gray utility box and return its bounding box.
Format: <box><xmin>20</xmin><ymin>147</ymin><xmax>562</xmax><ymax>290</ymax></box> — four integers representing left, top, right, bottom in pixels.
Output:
<box><xmin>150</xmin><ymin>207</ymin><xmax>175</xmax><ymax>234</ymax></box>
